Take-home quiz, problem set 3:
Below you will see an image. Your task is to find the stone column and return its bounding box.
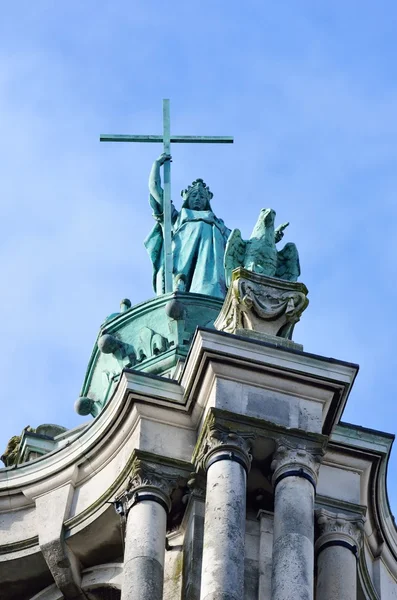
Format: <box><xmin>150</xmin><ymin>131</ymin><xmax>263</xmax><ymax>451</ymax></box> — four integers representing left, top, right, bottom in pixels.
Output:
<box><xmin>197</xmin><ymin>423</ymin><xmax>253</xmax><ymax>600</ymax></box>
<box><xmin>117</xmin><ymin>459</ymin><xmax>177</xmax><ymax>600</ymax></box>
<box><xmin>271</xmin><ymin>439</ymin><xmax>323</xmax><ymax>600</ymax></box>
<box><xmin>315</xmin><ymin>509</ymin><xmax>364</xmax><ymax>600</ymax></box>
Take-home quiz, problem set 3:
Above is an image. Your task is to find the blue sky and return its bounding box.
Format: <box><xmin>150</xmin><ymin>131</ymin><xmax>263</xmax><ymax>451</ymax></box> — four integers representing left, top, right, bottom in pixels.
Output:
<box><xmin>2</xmin><ymin>2</ymin><xmax>397</xmax><ymax>508</ymax></box>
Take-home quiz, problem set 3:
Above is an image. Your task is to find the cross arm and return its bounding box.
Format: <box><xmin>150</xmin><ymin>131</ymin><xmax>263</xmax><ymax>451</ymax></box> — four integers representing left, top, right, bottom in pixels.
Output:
<box><xmin>100</xmin><ymin>134</ymin><xmax>233</xmax><ymax>143</ymax></box>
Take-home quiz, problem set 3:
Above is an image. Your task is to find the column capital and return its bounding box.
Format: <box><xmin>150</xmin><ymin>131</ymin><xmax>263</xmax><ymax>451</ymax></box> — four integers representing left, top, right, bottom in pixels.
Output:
<box><xmin>271</xmin><ymin>437</ymin><xmax>324</xmax><ymax>488</ymax></box>
<box><xmin>116</xmin><ymin>456</ymin><xmax>180</xmax><ymax>516</ymax></box>
<box><xmin>315</xmin><ymin>508</ymin><xmax>365</xmax><ymax>557</ymax></box>
<box><xmin>195</xmin><ymin>415</ymin><xmax>254</xmax><ymax>474</ymax></box>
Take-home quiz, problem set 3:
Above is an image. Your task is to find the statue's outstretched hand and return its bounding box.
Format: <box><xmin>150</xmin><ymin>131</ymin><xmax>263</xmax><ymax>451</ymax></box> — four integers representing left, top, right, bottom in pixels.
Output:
<box><xmin>275</xmin><ymin>222</ymin><xmax>289</xmax><ymax>243</ymax></box>
<box><xmin>157</xmin><ymin>152</ymin><xmax>172</xmax><ymax>166</ymax></box>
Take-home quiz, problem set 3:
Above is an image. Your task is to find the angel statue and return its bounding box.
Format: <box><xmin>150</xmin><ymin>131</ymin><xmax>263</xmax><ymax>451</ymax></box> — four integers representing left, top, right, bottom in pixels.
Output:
<box><xmin>224</xmin><ymin>208</ymin><xmax>300</xmax><ymax>287</ymax></box>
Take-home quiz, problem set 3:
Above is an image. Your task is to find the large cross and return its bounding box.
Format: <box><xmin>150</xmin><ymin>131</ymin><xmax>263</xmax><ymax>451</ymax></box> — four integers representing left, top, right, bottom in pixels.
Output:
<box><xmin>100</xmin><ymin>99</ymin><xmax>233</xmax><ymax>294</ymax></box>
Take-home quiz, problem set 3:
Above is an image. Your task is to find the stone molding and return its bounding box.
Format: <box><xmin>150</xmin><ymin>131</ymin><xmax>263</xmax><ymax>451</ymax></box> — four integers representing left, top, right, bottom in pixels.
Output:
<box><xmin>271</xmin><ymin>437</ymin><xmax>324</xmax><ymax>487</ymax></box>
<box><xmin>194</xmin><ymin>415</ymin><xmax>254</xmax><ymax>474</ymax></box>
<box><xmin>315</xmin><ymin>508</ymin><xmax>365</xmax><ymax>552</ymax></box>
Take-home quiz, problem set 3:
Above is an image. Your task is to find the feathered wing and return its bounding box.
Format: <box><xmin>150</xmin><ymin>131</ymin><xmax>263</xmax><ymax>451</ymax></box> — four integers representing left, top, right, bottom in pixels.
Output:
<box><xmin>224</xmin><ymin>229</ymin><xmax>247</xmax><ymax>288</ymax></box>
<box><xmin>276</xmin><ymin>243</ymin><xmax>300</xmax><ymax>282</ymax></box>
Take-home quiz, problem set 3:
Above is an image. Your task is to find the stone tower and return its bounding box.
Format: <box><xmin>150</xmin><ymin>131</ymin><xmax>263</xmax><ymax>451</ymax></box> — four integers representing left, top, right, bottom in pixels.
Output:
<box><xmin>1</xmin><ymin>146</ymin><xmax>397</xmax><ymax>600</ymax></box>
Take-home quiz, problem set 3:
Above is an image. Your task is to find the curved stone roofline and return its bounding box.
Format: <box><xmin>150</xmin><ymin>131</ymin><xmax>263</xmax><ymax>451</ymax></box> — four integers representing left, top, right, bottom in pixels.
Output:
<box><xmin>0</xmin><ymin>328</ymin><xmax>359</xmax><ymax>491</ymax></box>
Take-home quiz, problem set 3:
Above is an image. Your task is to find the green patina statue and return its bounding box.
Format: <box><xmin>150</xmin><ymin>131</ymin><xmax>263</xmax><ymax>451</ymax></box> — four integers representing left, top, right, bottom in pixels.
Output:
<box><xmin>224</xmin><ymin>208</ymin><xmax>300</xmax><ymax>287</ymax></box>
<box><xmin>145</xmin><ymin>153</ymin><xmax>231</xmax><ymax>299</ymax></box>
<box><xmin>145</xmin><ymin>155</ymin><xmax>300</xmax><ymax>298</ymax></box>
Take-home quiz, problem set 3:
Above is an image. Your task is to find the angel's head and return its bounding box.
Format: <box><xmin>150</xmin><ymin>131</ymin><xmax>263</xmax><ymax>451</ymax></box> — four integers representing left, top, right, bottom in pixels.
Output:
<box><xmin>181</xmin><ymin>179</ymin><xmax>213</xmax><ymax>211</ymax></box>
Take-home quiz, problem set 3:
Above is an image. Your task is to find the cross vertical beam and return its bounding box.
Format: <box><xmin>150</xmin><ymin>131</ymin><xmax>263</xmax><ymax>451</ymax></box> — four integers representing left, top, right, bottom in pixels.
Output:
<box><xmin>162</xmin><ymin>99</ymin><xmax>173</xmax><ymax>293</ymax></box>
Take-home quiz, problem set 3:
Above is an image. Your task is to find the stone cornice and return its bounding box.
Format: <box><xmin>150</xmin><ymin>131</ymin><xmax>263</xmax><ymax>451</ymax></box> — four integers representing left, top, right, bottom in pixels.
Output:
<box><xmin>315</xmin><ymin>495</ymin><xmax>367</xmax><ymax>520</ymax></box>
<box><xmin>181</xmin><ymin>328</ymin><xmax>359</xmax><ymax>437</ymax></box>
<box><xmin>195</xmin><ymin>408</ymin><xmax>327</xmax><ymax>454</ymax></box>
<box><xmin>0</xmin><ymin>373</ymin><xmax>185</xmax><ymax>502</ymax></box>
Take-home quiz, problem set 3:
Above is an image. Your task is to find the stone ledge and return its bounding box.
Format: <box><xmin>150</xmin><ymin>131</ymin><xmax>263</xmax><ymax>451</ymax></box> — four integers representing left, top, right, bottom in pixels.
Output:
<box><xmin>234</xmin><ymin>328</ymin><xmax>303</xmax><ymax>351</ymax></box>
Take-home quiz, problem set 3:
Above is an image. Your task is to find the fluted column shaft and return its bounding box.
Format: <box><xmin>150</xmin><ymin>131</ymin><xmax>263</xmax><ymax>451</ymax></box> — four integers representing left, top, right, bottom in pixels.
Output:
<box><xmin>271</xmin><ymin>440</ymin><xmax>322</xmax><ymax>600</ymax></box>
<box><xmin>315</xmin><ymin>509</ymin><xmax>364</xmax><ymax>600</ymax></box>
<box><xmin>198</xmin><ymin>428</ymin><xmax>253</xmax><ymax>600</ymax></box>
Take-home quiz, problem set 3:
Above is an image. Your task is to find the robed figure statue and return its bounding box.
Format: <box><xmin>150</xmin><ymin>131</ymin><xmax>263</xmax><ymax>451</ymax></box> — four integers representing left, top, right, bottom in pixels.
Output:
<box><xmin>144</xmin><ymin>153</ymin><xmax>231</xmax><ymax>299</ymax></box>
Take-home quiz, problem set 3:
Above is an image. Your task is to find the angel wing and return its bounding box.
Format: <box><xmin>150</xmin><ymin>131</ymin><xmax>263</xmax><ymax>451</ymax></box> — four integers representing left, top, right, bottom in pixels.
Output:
<box><xmin>224</xmin><ymin>229</ymin><xmax>247</xmax><ymax>288</ymax></box>
<box><xmin>275</xmin><ymin>243</ymin><xmax>300</xmax><ymax>282</ymax></box>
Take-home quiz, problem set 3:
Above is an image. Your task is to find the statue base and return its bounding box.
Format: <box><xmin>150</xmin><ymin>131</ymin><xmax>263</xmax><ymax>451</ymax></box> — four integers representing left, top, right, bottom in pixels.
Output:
<box><xmin>214</xmin><ymin>267</ymin><xmax>309</xmax><ymax>347</ymax></box>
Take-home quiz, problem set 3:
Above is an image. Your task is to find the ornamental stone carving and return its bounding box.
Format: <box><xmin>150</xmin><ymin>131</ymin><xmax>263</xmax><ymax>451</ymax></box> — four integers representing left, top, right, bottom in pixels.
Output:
<box><xmin>194</xmin><ymin>415</ymin><xmax>254</xmax><ymax>474</ymax></box>
<box><xmin>185</xmin><ymin>470</ymin><xmax>206</xmax><ymax>502</ymax></box>
<box><xmin>128</xmin><ymin>458</ymin><xmax>180</xmax><ymax>496</ymax></box>
<box><xmin>214</xmin><ymin>267</ymin><xmax>309</xmax><ymax>344</ymax></box>
<box><xmin>115</xmin><ymin>457</ymin><xmax>180</xmax><ymax>517</ymax></box>
<box><xmin>98</xmin><ymin>327</ymin><xmax>169</xmax><ymax>367</ymax></box>
<box><xmin>316</xmin><ymin>508</ymin><xmax>365</xmax><ymax>549</ymax></box>
<box><xmin>271</xmin><ymin>438</ymin><xmax>324</xmax><ymax>485</ymax></box>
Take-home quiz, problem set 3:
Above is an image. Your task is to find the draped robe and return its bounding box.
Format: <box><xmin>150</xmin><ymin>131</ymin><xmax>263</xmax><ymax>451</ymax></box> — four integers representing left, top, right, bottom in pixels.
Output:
<box><xmin>144</xmin><ymin>206</ymin><xmax>231</xmax><ymax>299</ymax></box>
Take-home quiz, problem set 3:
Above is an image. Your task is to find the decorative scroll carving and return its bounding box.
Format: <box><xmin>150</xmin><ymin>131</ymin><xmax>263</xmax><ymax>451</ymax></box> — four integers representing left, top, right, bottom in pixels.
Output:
<box><xmin>316</xmin><ymin>508</ymin><xmax>365</xmax><ymax>549</ymax></box>
<box><xmin>115</xmin><ymin>457</ymin><xmax>181</xmax><ymax>517</ymax></box>
<box><xmin>271</xmin><ymin>437</ymin><xmax>324</xmax><ymax>485</ymax></box>
<box><xmin>128</xmin><ymin>458</ymin><xmax>180</xmax><ymax>497</ymax></box>
<box><xmin>215</xmin><ymin>267</ymin><xmax>309</xmax><ymax>341</ymax></box>
<box><xmin>195</xmin><ymin>414</ymin><xmax>254</xmax><ymax>473</ymax></box>
<box><xmin>136</xmin><ymin>327</ymin><xmax>168</xmax><ymax>362</ymax></box>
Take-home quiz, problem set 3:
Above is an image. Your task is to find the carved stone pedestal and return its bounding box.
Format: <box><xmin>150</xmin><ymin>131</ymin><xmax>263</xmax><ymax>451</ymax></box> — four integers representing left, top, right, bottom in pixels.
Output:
<box><xmin>215</xmin><ymin>267</ymin><xmax>309</xmax><ymax>349</ymax></box>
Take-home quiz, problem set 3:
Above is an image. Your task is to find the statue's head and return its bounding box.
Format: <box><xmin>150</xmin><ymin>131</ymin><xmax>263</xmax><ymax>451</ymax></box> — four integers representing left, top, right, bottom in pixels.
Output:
<box><xmin>181</xmin><ymin>179</ymin><xmax>213</xmax><ymax>211</ymax></box>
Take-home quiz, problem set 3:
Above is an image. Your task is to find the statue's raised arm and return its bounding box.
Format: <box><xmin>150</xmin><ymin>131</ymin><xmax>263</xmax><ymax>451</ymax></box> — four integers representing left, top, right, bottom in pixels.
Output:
<box><xmin>148</xmin><ymin>153</ymin><xmax>172</xmax><ymax>218</ymax></box>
